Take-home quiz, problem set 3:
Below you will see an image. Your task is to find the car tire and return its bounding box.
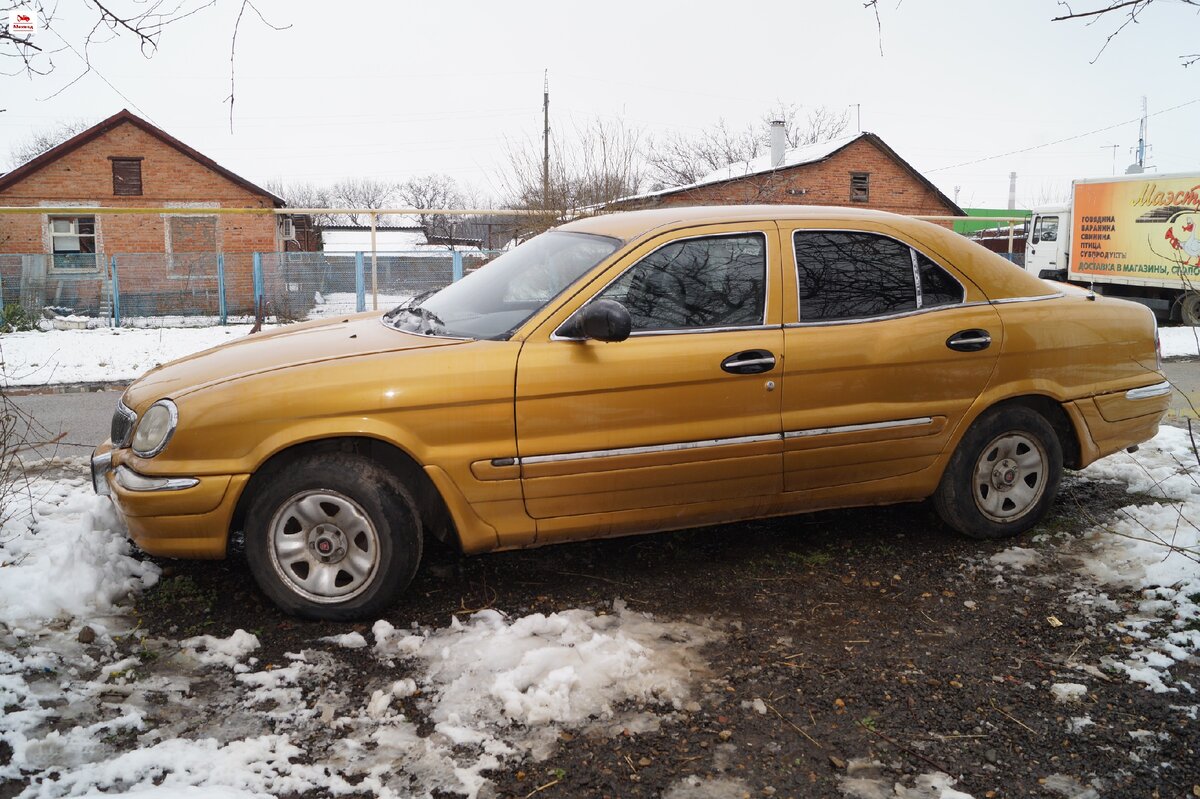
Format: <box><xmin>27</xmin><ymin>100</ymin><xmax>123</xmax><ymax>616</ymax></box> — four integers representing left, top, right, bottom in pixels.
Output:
<box><xmin>1180</xmin><ymin>292</ymin><xmax>1200</xmax><ymax>326</ymax></box>
<box><xmin>244</xmin><ymin>453</ymin><xmax>423</xmax><ymax>620</ymax></box>
<box><xmin>933</xmin><ymin>406</ymin><xmax>1062</xmax><ymax>540</ymax></box>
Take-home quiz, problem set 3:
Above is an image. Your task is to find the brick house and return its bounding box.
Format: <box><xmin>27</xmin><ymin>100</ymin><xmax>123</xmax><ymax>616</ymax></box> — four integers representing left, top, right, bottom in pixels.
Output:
<box><xmin>621</xmin><ymin>131</ymin><xmax>963</xmax><ymax>218</ymax></box>
<box><xmin>0</xmin><ymin>109</ymin><xmax>292</xmax><ymax>318</ymax></box>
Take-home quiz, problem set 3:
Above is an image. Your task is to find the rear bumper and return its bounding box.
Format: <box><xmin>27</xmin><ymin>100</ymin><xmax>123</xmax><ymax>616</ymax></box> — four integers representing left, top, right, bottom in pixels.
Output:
<box><xmin>1067</xmin><ymin>383</ymin><xmax>1170</xmax><ymax>468</ymax></box>
<box><xmin>92</xmin><ymin>443</ymin><xmax>245</xmax><ymax>559</ymax></box>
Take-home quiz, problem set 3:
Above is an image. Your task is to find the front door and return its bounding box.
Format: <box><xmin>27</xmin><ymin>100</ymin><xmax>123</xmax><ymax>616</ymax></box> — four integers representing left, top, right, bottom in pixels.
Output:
<box><xmin>514</xmin><ymin>224</ymin><xmax>785</xmax><ymax>534</ymax></box>
<box><xmin>1026</xmin><ymin>214</ymin><xmax>1062</xmax><ymax>277</ymax></box>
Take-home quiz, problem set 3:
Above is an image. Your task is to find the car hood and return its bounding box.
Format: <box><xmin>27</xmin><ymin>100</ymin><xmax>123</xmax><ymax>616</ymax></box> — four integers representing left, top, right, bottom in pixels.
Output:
<box><xmin>123</xmin><ymin>314</ymin><xmax>466</xmax><ymax>409</ymax></box>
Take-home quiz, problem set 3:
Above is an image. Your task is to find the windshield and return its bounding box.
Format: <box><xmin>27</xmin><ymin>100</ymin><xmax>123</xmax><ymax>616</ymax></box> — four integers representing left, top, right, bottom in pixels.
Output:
<box><xmin>381</xmin><ymin>231</ymin><xmax>620</xmax><ymax>340</ymax></box>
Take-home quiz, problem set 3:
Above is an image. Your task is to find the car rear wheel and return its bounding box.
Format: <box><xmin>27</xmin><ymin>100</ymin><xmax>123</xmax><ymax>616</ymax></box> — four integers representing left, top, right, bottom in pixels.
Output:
<box><xmin>933</xmin><ymin>406</ymin><xmax>1063</xmax><ymax>540</ymax></box>
<box><xmin>244</xmin><ymin>453</ymin><xmax>422</xmax><ymax>620</ymax></box>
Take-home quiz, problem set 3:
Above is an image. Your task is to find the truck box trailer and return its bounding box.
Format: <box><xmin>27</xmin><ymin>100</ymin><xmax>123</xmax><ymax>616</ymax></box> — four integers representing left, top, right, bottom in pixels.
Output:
<box><xmin>1025</xmin><ymin>172</ymin><xmax>1200</xmax><ymax>323</ymax></box>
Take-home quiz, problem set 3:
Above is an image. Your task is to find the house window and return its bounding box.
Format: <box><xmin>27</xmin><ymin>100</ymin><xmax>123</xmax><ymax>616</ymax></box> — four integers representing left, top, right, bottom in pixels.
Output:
<box><xmin>49</xmin><ymin>216</ymin><xmax>98</xmax><ymax>270</ymax></box>
<box><xmin>850</xmin><ymin>172</ymin><xmax>870</xmax><ymax>203</ymax></box>
<box><xmin>111</xmin><ymin>157</ymin><xmax>143</xmax><ymax>196</ymax></box>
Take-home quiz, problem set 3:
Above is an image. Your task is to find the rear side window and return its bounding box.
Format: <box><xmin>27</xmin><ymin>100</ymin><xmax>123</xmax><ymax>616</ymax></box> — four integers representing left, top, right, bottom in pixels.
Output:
<box><xmin>598</xmin><ymin>233</ymin><xmax>766</xmax><ymax>331</ymax></box>
<box><xmin>793</xmin><ymin>231</ymin><xmax>915</xmax><ymax>322</ymax></box>
<box><xmin>793</xmin><ymin>231</ymin><xmax>964</xmax><ymax>322</ymax></box>
<box><xmin>916</xmin><ymin>252</ymin><xmax>964</xmax><ymax>308</ymax></box>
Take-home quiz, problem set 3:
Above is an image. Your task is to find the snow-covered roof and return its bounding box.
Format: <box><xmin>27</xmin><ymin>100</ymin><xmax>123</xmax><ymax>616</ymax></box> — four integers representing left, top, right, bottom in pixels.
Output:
<box><xmin>321</xmin><ymin>228</ymin><xmax>483</xmax><ymax>254</ymax></box>
<box><xmin>622</xmin><ymin>133</ymin><xmax>863</xmax><ymax>203</ymax></box>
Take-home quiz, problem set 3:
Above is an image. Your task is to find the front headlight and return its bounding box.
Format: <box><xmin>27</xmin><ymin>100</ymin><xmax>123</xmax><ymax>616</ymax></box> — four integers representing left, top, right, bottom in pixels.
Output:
<box><xmin>132</xmin><ymin>399</ymin><xmax>178</xmax><ymax>458</ymax></box>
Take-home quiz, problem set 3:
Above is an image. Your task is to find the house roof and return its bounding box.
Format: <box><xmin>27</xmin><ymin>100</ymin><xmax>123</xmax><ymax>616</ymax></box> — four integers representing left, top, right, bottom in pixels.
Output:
<box><xmin>0</xmin><ymin>109</ymin><xmax>286</xmax><ymax>206</ymax></box>
<box><xmin>621</xmin><ymin>132</ymin><xmax>964</xmax><ymax>215</ymax></box>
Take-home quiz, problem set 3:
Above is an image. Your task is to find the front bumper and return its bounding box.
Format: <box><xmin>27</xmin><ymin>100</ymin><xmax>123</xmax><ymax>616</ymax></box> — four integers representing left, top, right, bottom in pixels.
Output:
<box><xmin>92</xmin><ymin>443</ymin><xmax>246</xmax><ymax>559</ymax></box>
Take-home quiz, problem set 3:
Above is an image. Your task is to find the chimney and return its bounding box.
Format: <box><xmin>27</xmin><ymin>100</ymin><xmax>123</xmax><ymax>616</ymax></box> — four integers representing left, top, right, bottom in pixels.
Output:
<box><xmin>1008</xmin><ymin>171</ymin><xmax>1017</xmax><ymax>211</ymax></box>
<box><xmin>770</xmin><ymin>119</ymin><xmax>786</xmax><ymax>168</ymax></box>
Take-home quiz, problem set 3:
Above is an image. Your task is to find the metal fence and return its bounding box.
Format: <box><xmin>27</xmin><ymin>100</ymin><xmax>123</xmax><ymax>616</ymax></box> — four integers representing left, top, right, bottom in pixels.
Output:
<box><xmin>0</xmin><ymin>250</ymin><xmax>500</xmax><ymax>328</ymax></box>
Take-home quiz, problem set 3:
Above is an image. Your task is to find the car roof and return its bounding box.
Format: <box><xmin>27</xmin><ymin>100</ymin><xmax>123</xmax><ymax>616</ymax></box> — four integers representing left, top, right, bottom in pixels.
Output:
<box><xmin>557</xmin><ymin>205</ymin><xmax>916</xmax><ymax>241</ymax></box>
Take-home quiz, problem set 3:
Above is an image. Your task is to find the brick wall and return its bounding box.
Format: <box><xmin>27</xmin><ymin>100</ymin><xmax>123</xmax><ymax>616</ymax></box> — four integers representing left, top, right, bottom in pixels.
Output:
<box><xmin>0</xmin><ymin>119</ymin><xmax>279</xmax><ymax>312</ymax></box>
<box><xmin>633</xmin><ymin>138</ymin><xmax>956</xmax><ymax>218</ymax></box>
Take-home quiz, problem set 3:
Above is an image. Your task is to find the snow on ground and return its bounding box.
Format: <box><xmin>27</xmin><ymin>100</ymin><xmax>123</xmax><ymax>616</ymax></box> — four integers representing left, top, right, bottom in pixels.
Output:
<box><xmin>0</xmin><ymin>327</ymin><xmax>265</xmax><ymax>387</ymax></box>
<box><xmin>991</xmin><ymin>425</ymin><xmax>1200</xmax><ymax>694</ymax></box>
<box><xmin>2</xmin><ymin>470</ymin><xmax>722</xmax><ymax>798</ymax></box>
<box><xmin>306</xmin><ymin>291</ymin><xmax>411</xmax><ymax>320</ymax></box>
<box><xmin>1158</xmin><ymin>325</ymin><xmax>1200</xmax><ymax>359</ymax></box>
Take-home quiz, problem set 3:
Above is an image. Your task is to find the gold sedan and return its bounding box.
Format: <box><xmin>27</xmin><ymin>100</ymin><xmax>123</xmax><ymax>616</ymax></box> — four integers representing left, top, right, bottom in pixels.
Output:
<box><xmin>92</xmin><ymin>206</ymin><xmax>1169</xmax><ymax>619</ymax></box>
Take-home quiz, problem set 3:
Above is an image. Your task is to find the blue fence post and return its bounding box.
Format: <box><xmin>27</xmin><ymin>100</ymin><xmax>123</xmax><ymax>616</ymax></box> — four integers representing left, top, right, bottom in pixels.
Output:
<box><xmin>355</xmin><ymin>252</ymin><xmax>365</xmax><ymax>313</ymax></box>
<box><xmin>452</xmin><ymin>251</ymin><xmax>463</xmax><ymax>282</ymax></box>
<box><xmin>252</xmin><ymin>252</ymin><xmax>264</xmax><ymax>321</ymax></box>
<box><xmin>216</xmin><ymin>254</ymin><xmax>227</xmax><ymax>325</ymax></box>
<box><xmin>110</xmin><ymin>255</ymin><xmax>121</xmax><ymax>327</ymax></box>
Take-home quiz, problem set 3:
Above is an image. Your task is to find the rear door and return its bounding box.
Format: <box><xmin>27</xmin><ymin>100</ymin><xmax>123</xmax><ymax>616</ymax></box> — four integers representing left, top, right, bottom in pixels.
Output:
<box><xmin>779</xmin><ymin>224</ymin><xmax>1002</xmax><ymax>494</ymax></box>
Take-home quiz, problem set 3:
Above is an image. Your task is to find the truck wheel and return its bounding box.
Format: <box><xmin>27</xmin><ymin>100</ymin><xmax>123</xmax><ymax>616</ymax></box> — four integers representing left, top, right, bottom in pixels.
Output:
<box><xmin>933</xmin><ymin>406</ymin><xmax>1062</xmax><ymax>540</ymax></box>
<box><xmin>244</xmin><ymin>453</ymin><xmax>423</xmax><ymax>620</ymax></box>
<box><xmin>1181</xmin><ymin>292</ymin><xmax>1200</xmax><ymax>326</ymax></box>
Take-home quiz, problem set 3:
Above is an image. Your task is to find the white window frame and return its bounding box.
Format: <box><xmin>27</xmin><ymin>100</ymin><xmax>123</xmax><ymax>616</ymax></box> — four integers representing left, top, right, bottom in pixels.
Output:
<box><xmin>47</xmin><ymin>215</ymin><xmax>100</xmax><ymax>273</ymax></box>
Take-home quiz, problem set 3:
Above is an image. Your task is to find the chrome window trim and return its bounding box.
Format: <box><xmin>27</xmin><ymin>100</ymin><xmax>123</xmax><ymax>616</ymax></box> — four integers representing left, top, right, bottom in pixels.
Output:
<box><xmin>989</xmin><ymin>293</ymin><xmax>1064</xmax><ymax>305</ymax></box>
<box><xmin>1124</xmin><ymin>381</ymin><xmax>1171</xmax><ymax>401</ymax></box>
<box><xmin>551</xmin><ymin>229</ymin><xmax>772</xmax><ymax>340</ymax></box>
<box><xmin>911</xmin><ymin>248</ymin><xmax>923</xmax><ymax>309</ymax></box>
<box><xmin>784</xmin><ymin>417</ymin><xmax>934</xmax><ymax>439</ymax></box>
<box><xmin>789</xmin><ymin>228</ymin><xmax>970</xmax><ymax>324</ymax></box>
<box><xmin>114</xmin><ymin>465</ymin><xmax>199</xmax><ymax>492</ymax></box>
<box><xmin>131</xmin><ymin>399</ymin><xmax>179</xmax><ymax>459</ymax></box>
<box><xmin>515</xmin><ymin>432</ymin><xmax>780</xmax><ymax>466</ymax></box>
<box><xmin>551</xmin><ymin>323</ymin><xmax>781</xmax><ymax>342</ymax></box>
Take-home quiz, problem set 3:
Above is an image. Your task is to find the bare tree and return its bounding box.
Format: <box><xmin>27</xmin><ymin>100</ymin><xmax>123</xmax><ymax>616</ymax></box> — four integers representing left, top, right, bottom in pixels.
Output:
<box><xmin>500</xmin><ymin>118</ymin><xmax>646</xmax><ymax>238</ymax></box>
<box><xmin>1</xmin><ymin>1</ymin><xmax>289</xmax><ymax>125</ymax></box>
<box><xmin>328</xmin><ymin>178</ymin><xmax>400</xmax><ymax>226</ymax></box>
<box><xmin>645</xmin><ymin>105</ymin><xmax>850</xmax><ymax>190</ymax></box>
<box><xmin>1052</xmin><ymin>0</ymin><xmax>1200</xmax><ymax>66</ymax></box>
<box><xmin>8</xmin><ymin>119</ymin><xmax>93</xmax><ymax>168</ymax></box>
<box><xmin>396</xmin><ymin>174</ymin><xmax>470</xmax><ymax>242</ymax></box>
<box><xmin>262</xmin><ymin>179</ymin><xmax>337</xmax><ymax>226</ymax></box>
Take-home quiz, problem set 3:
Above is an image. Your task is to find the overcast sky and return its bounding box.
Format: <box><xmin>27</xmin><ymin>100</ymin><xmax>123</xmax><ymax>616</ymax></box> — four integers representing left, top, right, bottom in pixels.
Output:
<box><xmin>2</xmin><ymin>1</ymin><xmax>1197</xmax><ymax>209</ymax></box>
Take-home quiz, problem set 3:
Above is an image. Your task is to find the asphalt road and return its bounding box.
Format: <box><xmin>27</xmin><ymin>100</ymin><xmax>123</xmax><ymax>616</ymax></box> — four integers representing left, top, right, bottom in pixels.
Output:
<box><xmin>8</xmin><ymin>360</ymin><xmax>1200</xmax><ymax>463</ymax></box>
<box><xmin>7</xmin><ymin>389</ymin><xmax>121</xmax><ymax>462</ymax></box>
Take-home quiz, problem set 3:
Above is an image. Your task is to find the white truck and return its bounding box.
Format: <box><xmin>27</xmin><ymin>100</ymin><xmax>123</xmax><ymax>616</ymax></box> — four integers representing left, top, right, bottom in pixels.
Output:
<box><xmin>1025</xmin><ymin>171</ymin><xmax>1200</xmax><ymax>323</ymax></box>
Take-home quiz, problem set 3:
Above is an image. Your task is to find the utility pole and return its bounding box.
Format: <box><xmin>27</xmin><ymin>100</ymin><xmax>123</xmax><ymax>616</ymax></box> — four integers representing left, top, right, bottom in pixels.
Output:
<box><xmin>1101</xmin><ymin>144</ymin><xmax>1119</xmax><ymax>175</ymax></box>
<box><xmin>542</xmin><ymin>70</ymin><xmax>550</xmax><ymax>212</ymax></box>
<box><xmin>853</xmin><ymin>103</ymin><xmax>861</xmax><ymax>133</ymax></box>
<box><xmin>1135</xmin><ymin>95</ymin><xmax>1148</xmax><ymax>170</ymax></box>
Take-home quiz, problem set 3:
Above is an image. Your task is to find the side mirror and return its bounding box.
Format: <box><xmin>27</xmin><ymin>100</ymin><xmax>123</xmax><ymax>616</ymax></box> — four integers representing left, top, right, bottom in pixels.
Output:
<box><xmin>575</xmin><ymin>299</ymin><xmax>632</xmax><ymax>342</ymax></box>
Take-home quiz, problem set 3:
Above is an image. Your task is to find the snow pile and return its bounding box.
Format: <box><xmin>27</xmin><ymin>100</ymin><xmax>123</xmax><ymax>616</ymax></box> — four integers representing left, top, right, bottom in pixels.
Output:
<box><xmin>1050</xmin><ymin>683</ymin><xmax>1088</xmax><ymax>703</ymax></box>
<box><xmin>836</xmin><ymin>758</ymin><xmax>976</xmax><ymax>799</ymax></box>
<box><xmin>1159</xmin><ymin>326</ymin><xmax>1200</xmax><ymax>359</ymax></box>
<box><xmin>0</xmin><ymin>326</ymin><xmax>269</xmax><ymax>387</ymax></box>
<box><xmin>0</xmin><ymin>476</ymin><xmax>158</xmax><ymax>625</ymax></box>
<box><xmin>993</xmin><ymin>425</ymin><xmax>1200</xmax><ymax>693</ymax></box>
<box><xmin>182</xmin><ymin>630</ymin><xmax>261</xmax><ymax>670</ymax></box>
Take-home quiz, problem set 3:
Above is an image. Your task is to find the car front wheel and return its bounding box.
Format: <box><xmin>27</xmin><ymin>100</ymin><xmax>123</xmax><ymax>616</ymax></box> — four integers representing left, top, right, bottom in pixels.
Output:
<box><xmin>244</xmin><ymin>453</ymin><xmax>423</xmax><ymax>620</ymax></box>
<box><xmin>933</xmin><ymin>406</ymin><xmax>1063</xmax><ymax>540</ymax></box>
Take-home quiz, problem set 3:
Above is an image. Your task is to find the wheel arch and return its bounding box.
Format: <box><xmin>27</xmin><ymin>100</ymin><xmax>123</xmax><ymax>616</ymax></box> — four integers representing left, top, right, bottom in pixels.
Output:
<box><xmin>958</xmin><ymin>393</ymin><xmax>1082</xmax><ymax>470</ymax></box>
<box><xmin>229</xmin><ymin>436</ymin><xmax>460</xmax><ymax>552</ymax></box>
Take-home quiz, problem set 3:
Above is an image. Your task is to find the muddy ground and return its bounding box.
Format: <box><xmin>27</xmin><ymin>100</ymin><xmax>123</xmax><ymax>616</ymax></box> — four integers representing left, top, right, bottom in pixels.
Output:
<box><xmin>78</xmin><ymin>472</ymin><xmax>1194</xmax><ymax>799</ymax></box>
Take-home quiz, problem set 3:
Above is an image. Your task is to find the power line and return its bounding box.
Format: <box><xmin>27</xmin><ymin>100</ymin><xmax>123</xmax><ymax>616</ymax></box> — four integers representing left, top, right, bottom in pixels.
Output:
<box><xmin>926</xmin><ymin>97</ymin><xmax>1200</xmax><ymax>173</ymax></box>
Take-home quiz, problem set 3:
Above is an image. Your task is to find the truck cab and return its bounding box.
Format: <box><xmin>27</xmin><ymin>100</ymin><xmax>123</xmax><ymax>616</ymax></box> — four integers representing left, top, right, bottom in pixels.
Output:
<box><xmin>1026</xmin><ymin>205</ymin><xmax>1070</xmax><ymax>281</ymax></box>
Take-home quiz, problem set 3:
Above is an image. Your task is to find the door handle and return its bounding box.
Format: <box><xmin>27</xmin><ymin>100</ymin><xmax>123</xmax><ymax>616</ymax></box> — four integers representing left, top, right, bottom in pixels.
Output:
<box><xmin>946</xmin><ymin>329</ymin><xmax>992</xmax><ymax>352</ymax></box>
<box><xmin>721</xmin><ymin>349</ymin><xmax>776</xmax><ymax>374</ymax></box>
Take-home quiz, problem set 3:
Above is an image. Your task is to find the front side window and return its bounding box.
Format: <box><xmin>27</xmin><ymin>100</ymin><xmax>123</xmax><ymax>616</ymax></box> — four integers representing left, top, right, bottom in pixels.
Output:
<box><xmin>595</xmin><ymin>233</ymin><xmax>766</xmax><ymax>332</ymax></box>
<box><xmin>384</xmin><ymin>230</ymin><xmax>620</xmax><ymax>340</ymax></box>
<box><xmin>49</xmin><ymin>216</ymin><xmax>97</xmax><ymax>270</ymax></box>
<box><xmin>1033</xmin><ymin>215</ymin><xmax>1059</xmax><ymax>243</ymax></box>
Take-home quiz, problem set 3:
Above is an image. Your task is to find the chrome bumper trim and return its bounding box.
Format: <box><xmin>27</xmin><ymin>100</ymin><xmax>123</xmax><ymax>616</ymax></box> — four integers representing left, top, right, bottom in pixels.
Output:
<box><xmin>114</xmin><ymin>465</ymin><xmax>200</xmax><ymax>493</ymax></box>
<box><xmin>1125</xmin><ymin>381</ymin><xmax>1171</xmax><ymax>401</ymax></box>
<box><xmin>91</xmin><ymin>450</ymin><xmax>112</xmax><ymax>496</ymax></box>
